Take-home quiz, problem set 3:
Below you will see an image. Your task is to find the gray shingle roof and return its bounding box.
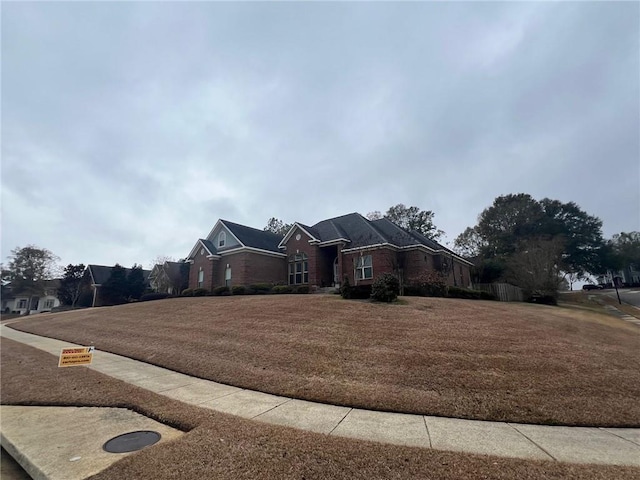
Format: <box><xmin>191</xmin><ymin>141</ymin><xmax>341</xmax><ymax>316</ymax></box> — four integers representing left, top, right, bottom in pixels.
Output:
<box><xmin>200</xmin><ymin>239</ymin><xmax>217</xmax><ymax>255</ymax></box>
<box><xmin>88</xmin><ymin>265</ymin><xmax>151</xmax><ymax>285</ymax></box>
<box><xmin>311</xmin><ymin>213</ymin><xmax>386</xmax><ymax>248</ymax></box>
<box><xmin>221</xmin><ymin>220</ymin><xmax>283</xmax><ymax>253</ymax></box>
<box><xmin>306</xmin><ymin>213</ymin><xmax>455</xmax><ymax>253</ymax></box>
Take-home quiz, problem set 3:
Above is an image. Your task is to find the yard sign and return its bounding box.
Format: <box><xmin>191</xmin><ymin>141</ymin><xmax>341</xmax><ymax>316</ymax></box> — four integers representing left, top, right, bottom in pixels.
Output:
<box><xmin>58</xmin><ymin>346</ymin><xmax>95</xmax><ymax>367</ymax></box>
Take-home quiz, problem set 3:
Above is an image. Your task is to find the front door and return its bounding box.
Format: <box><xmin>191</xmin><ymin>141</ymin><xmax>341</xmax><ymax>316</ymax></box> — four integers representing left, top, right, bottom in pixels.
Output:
<box><xmin>333</xmin><ymin>257</ymin><xmax>340</xmax><ymax>287</ymax></box>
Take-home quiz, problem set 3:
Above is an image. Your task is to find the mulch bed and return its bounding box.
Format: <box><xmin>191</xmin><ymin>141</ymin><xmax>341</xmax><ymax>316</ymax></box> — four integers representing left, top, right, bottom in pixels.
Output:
<box><xmin>9</xmin><ymin>295</ymin><xmax>640</xmax><ymax>426</ymax></box>
<box><xmin>2</xmin><ymin>339</ymin><xmax>639</xmax><ymax>480</ymax></box>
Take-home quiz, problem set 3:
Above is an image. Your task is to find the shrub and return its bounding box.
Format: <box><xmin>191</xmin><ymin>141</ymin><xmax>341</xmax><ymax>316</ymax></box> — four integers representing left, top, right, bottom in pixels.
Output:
<box><xmin>294</xmin><ymin>285</ymin><xmax>310</xmax><ymax>294</ymax></box>
<box><xmin>181</xmin><ymin>288</ymin><xmax>193</xmax><ymax>297</ymax></box>
<box><xmin>479</xmin><ymin>291</ymin><xmax>497</xmax><ymax>301</ymax></box>
<box><xmin>340</xmin><ymin>277</ymin><xmax>352</xmax><ymax>299</ymax></box>
<box><xmin>353</xmin><ymin>285</ymin><xmax>373</xmax><ymax>299</ymax></box>
<box><xmin>249</xmin><ymin>283</ymin><xmax>272</xmax><ymax>294</ymax></box>
<box><xmin>193</xmin><ymin>288</ymin><xmax>209</xmax><ymax>296</ymax></box>
<box><xmin>272</xmin><ymin>285</ymin><xmax>293</xmax><ymax>294</ymax></box>
<box><xmin>528</xmin><ymin>293</ymin><xmax>558</xmax><ymax>305</ymax></box>
<box><xmin>371</xmin><ymin>274</ymin><xmax>400</xmax><ymax>302</ymax></box>
<box><xmin>406</xmin><ymin>272</ymin><xmax>447</xmax><ymax>297</ymax></box>
<box><xmin>232</xmin><ymin>285</ymin><xmax>246</xmax><ymax>295</ymax></box>
<box><xmin>447</xmin><ymin>287</ymin><xmax>481</xmax><ymax>300</ymax></box>
<box><xmin>212</xmin><ymin>286</ymin><xmax>229</xmax><ymax>296</ymax></box>
<box><xmin>139</xmin><ymin>292</ymin><xmax>170</xmax><ymax>302</ymax></box>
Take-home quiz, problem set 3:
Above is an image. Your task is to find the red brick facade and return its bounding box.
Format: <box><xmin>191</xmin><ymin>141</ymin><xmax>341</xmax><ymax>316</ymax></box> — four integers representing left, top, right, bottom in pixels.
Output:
<box><xmin>214</xmin><ymin>251</ymin><xmax>286</xmax><ymax>288</ymax></box>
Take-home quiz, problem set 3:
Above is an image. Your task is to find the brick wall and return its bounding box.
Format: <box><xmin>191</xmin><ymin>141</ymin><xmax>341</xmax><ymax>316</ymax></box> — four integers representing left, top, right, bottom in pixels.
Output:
<box><xmin>215</xmin><ymin>251</ymin><xmax>286</xmax><ymax>287</ymax></box>
<box><xmin>188</xmin><ymin>248</ymin><xmax>217</xmax><ymax>291</ymax></box>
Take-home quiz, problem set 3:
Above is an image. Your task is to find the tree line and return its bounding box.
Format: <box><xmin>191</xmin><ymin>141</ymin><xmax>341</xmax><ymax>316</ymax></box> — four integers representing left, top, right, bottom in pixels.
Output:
<box><xmin>453</xmin><ymin>193</ymin><xmax>639</xmax><ymax>300</ymax></box>
<box><xmin>1</xmin><ymin>246</ymin><xmax>148</xmax><ymax>311</ymax></box>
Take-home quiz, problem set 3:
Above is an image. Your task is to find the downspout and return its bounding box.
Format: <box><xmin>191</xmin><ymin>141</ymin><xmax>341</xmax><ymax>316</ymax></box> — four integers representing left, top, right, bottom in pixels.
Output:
<box><xmin>92</xmin><ymin>285</ymin><xmax>98</xmax><ymax>307</ymax></box>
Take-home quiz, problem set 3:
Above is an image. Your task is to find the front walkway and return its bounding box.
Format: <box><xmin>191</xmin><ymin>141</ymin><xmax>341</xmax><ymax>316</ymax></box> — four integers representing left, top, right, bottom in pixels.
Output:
<box><xmin>2</xmin><ymin>325</ymin><xmax>639</xmax><ymax>467</ymax></box>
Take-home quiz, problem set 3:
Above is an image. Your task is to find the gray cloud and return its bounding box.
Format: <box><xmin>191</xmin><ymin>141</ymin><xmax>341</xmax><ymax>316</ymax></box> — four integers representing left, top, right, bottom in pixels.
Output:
<box><xmin>2</xmin><ymin>2</ymin><xmax>638</xmax><ymax>268</ymax></box>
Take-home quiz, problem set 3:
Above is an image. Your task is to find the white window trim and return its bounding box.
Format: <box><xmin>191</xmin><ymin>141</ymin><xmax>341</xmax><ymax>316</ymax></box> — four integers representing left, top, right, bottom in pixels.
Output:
<box><xmin>218</xmin><ymin>231</ymin><xmax>226</xmax><ymax>248</ymax></box>
<box><xmin>198</xmin><ymin>268</ymin><xmax>204</xmax><ymax>288</ymax></box>
<box><xmin>355</xmin><ymin>255</ymin><xmax>373</xmax><ymax>280</ymax></box>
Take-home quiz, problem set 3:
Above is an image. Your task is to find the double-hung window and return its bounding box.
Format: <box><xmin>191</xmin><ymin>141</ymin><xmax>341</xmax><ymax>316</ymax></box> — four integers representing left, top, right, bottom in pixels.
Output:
<box><xmin>289</xmin><ymin>253</ymin><xmax>308</xmax><ymax>284</ymax></box>
<box><xmin>218</xmin><ymin>231</ymin><xmax>226</xmax><ymax>248</ymax></box>
<box><xmin>198</xmin><ymin>268</ymin><xmax>204</xmax><ymax>288</ymax></box>
<box><xmin>355</xmin><ymin>255</ymin><xmax>373</xmax><ymax>280</ymax></box>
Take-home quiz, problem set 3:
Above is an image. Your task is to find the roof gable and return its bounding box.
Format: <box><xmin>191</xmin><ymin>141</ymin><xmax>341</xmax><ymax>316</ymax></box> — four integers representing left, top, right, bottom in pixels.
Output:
<box><xmin>278</xmin><ymin>222</ymin><xmax>321</xmax><ymax>248</ymax></box>
<box><xmin>221</xmin><ymin>220</ymin><xmax>283</xmax><ymax>253</ymax></box>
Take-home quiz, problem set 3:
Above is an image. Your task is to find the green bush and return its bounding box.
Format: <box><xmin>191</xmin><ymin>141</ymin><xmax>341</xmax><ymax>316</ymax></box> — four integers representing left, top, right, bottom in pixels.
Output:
<box><xmin>479</xmin><ymin>291</ymin><xmax>497</xmax><ymax>301</ymax></box>
<box><xmin>272</xmin><ymin>285</ymin><xmax>293</xmax><ymax>294</ymax></box>
<box><xmin>181</xmin><ymin>288</ymin><xmax>193</xmax><ymax>297</ymax></box>
<box><xmin>371</xmin><ymin>274</ymin><xmax>400</xmax><ymax>302</ymax></box>
<box><xmin>249</xmin><ymin>283</ymin><xmax>272</xmax><ymax>294</ymax></box>
<box><xmin>294</xmin><ymin>285</ymin><xmax>310</xmax><ymax>294</ymax></box>
<box><xmin>340</xmin><ymin>277</ymin><xmax>352</xmax><ymax>299</ymax></box>
<box><xmin>447</xmin><ymin>286</ymin><xmax>481</xmax><ymax>300</ymax></box>
<box><xmin>232</xmin><ymin>285</ymin><xmax>246</xmax><ymax>295</ymax></box>
<box><xmin>212</xmin><ymin>286</ymin><xmax>229</xmax><ymax>296</ymax></box>
<box><xmin>193</xmin><ymin>288</ymin><xmax>209</xmax><ymax>296</ymax></box>
<box><xmin>139</xmin><ymin>292</ymin><xmax>170</xmax><ymax>302</ymax></box>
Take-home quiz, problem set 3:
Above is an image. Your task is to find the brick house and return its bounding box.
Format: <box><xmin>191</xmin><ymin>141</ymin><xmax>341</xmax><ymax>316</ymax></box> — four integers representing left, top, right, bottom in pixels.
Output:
<box><xmin>187</xmin><ymin>213</ymin><xmax>472</xmax><ymax>291</ymax></box>
<box><xmin>185</xmin><ymin>220</ymin><xmax>286</xmax><ymax>291</ymax></box>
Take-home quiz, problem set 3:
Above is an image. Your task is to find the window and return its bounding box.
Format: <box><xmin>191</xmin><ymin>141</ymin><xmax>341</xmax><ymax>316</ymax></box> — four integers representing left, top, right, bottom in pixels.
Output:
<box><xmin>218</xmin><ymin>231</ymin><xmax>226</xmax><ymax>248</ymax></box>
<box><xmin>355</xmin><ymin>255</ymin><xmax>373</xmax><ymax>280</ymax></box>
<box><xmin>198</xmin><ymin>268</ymin><xmax>204</xmax><ymax>288</ymax></box>
<box><xmin>289</xmin><ymin>253</ymin><xmax>308</xmax><ymax>284</ymax></box>
<box><xmin>225</xmin><ymin>266</ymin><xmax>232</xmax><ymax>287</ymax></box>
<box><xmin>44</xmin><ymin>299</ymin><xmax>55</xmax><ymax>309</ymax></box>
<box><xmin>18</xmin><ymin>299</ymin><xmax>27</xmax><ymax>309</ymax></box>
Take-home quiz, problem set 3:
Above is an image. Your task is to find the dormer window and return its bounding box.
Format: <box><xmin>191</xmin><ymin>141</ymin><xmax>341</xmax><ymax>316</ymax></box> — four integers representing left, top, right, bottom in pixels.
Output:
<box><xmin>218</xmin><ymin>231</ymin><xmax>226</xmax><ymax>248</ymax></box>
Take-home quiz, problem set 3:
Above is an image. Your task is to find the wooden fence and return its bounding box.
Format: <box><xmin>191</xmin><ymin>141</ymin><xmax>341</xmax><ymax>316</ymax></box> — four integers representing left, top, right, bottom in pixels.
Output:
<box><xmin>474</xmin><ymin>283</ymin><xmax>524</xmax><ymax>302</ymax></box>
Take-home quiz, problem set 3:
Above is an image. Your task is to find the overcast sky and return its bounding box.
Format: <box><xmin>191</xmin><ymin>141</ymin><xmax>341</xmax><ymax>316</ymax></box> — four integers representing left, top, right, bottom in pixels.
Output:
<box><xmin>2</xmin><ymin>2</ymin><xmax>639</xmax><ymax>269</ymax></box>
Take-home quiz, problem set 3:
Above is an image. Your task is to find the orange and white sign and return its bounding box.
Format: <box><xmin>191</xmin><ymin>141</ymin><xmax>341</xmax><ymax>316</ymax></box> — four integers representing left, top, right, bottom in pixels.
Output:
<box><xmin>58</xmin><ymin>346</ymin><xmax>95</xmax><ymax>367</ymax></box>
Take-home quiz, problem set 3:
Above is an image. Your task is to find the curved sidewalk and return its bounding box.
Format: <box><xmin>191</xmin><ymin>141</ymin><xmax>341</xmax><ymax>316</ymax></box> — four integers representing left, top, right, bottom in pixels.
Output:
<box><xmin>2</xmin><ymin>325</ymin><xmax>639</xmax><ymax>467</ymax></box>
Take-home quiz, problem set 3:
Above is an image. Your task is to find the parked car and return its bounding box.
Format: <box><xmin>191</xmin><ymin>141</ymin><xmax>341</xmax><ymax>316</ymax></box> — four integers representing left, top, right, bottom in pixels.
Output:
<box><xmin>582</xmin><ymin>284</ymin><xmax>603</xmax><ymax>291</ymax></box>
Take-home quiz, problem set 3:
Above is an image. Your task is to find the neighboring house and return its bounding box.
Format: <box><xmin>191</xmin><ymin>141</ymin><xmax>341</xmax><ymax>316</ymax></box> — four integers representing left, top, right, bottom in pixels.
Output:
<box><xmin>149</xmin><ymin>261</ymin><xmax>190</xmax><ymax>295</ymax></box>
<box><xmin>185</xmin><ymin>220</ymin><xmax>286</xmax><ymax>291</ymax></box>
<box><xmin>187</xmin><ymin>213</ymin><xmax>472</xmax><ymax>291</ymax></box>
<box><xmin>1</xmin><ymin>280</ymin><xmax>62</xmax><ymax>315</ymax></box>
<box><xmin>82</xmin><ymin>265</ymin><xmax>152</xmax><ymax>307</ymax></box>
<box><xmin>596</xmin><ymin>264</ymin><xmax>640</xmax><ymax>287</ymax></box>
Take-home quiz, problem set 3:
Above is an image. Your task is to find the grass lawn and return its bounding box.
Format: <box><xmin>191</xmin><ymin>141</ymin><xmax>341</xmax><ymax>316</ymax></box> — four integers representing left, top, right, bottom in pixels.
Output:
<box><xmin>2</xmin><ymin>339</ymin><xmax>639</xmax><ymax>480</ymax></box>
<box><xmin>559</xmin><ymin>291</ymin><xmax>640</xmax><ymax>318</ymax></box>
<box><xmin>8</xmin><ymin>295</ymin><xmax>640</xmax><ymax>426</ymax></box>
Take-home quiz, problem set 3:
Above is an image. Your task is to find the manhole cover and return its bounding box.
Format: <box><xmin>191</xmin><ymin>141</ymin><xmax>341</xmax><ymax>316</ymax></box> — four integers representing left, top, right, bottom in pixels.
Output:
<box><xmin>103</xmin><ymin>430</ymin><xmax>161</xmax><ymax>453</ymax></box>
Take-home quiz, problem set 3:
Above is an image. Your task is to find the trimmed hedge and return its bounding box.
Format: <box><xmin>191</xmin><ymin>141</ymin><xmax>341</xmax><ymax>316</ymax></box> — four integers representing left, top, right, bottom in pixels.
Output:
<box><xmin>181</xmin><ymin>288</ymin><xmax>193</xmax><ymax>297</ymax></box>
<box><xmin>249</xmin><ymin>283</ymin><xmax>273</xmax><ymax>294</ymax></box>
<box><xmin>272</xmin><ymin>285</ymin><xmax>293</xmax><ymax>294</ymax></box>
<box><xmin>447</xmin><ymin>287</ymin><xmax>482</xmax><ymax>300</ymax></box>
<box><xmin>293</xmin><ymin>285</ymin><xmax>310</xmax><ymax>294</ymax></box>
<box><xmin>212</xmin><ymin>286</ymin><xmax>230</xmax><ymax>296</ymax></box>
<box><xmin>139</xmin><ymin>292</ymin><xmax>170</xmax><ymax>302</ymax></box>
<box><xmin>193</xmin><ymin>288</ymin><xmax>209</xmax><ymax>296</ymax></box>
<box><xmin>232</xmin><ymin>286</ymin><xmax>246</xmax><ymax>295</ymax></box>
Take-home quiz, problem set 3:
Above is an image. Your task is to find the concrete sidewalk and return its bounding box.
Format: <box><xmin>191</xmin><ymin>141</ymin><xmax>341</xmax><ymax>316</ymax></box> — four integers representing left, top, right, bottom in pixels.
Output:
<box><xmin>2</xmin><ymin>325</ymin><xmax>639</xmax><ymax>478</ymax></box>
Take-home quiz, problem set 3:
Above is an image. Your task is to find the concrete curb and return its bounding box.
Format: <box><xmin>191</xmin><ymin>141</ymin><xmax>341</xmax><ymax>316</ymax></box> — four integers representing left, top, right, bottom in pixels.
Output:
<box><xmin>2</xmin><ymin>325</ymin><xmax>639</xmax><ymax>474</ymax></box>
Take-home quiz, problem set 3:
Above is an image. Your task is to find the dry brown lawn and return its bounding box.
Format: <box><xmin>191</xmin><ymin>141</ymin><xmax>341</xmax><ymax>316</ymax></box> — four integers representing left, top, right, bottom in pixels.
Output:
<box><xmin>9</xmin><ymin>295</ymin><xmax>640</xmax><ymax>426</ymax></box>
<box><xmin>2</xmin><ymin>339</ymin><xmax>639</xmax><ymax>480</ymax></box>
